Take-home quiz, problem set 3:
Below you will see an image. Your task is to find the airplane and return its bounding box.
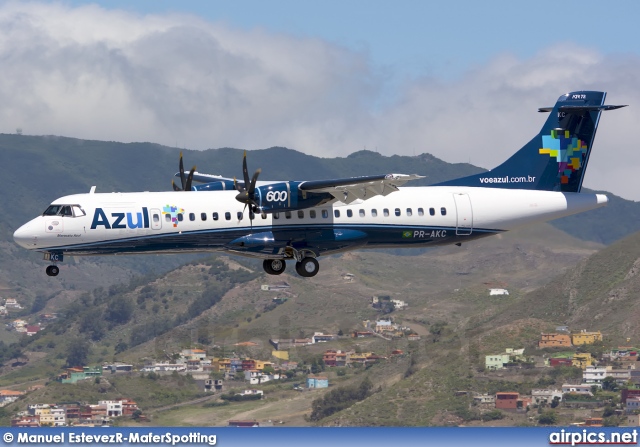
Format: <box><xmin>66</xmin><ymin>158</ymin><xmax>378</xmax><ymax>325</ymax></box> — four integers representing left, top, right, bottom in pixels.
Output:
<box><xmin>13</xmin><ymin>91</ymin><xmax>626</xmax><ymax>278</ymax></box>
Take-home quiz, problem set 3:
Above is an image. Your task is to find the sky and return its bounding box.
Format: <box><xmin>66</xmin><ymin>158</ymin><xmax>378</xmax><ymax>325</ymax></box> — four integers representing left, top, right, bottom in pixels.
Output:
<box><xmin>1</xmin><ymin>1</ymin><xmax>640</xmax><ymax>199</ymax></box>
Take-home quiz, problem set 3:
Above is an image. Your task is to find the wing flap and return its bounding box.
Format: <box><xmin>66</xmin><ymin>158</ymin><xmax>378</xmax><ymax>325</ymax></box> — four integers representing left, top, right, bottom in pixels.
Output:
<box><xmin>301</xmin><ymin>173</ymin><xmax>422</xmax><ymax>203</ymax></box>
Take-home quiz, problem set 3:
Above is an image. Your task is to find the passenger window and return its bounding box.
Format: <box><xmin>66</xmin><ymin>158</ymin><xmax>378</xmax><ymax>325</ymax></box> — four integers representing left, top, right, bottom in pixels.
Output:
<box><xmin>165</xmin><ymin>214</ymin><xmax>171</xmax><ymax>222</ymax></box>
<box><xmin>395</xmin><ymin>208</ymin><xmax>401</xmax><ymax>217</ymax></box>
<box><xmin>347</xmin><ymin>209</ymin><xmax>353</xmax><ymax>218</ymax></box>
<box><xmin>334</xmin><ymin>210</ymin><xmax>340</xmax><ymax>218</ymax></box>
<box><xmin>359</xmin><ymin>209</ymin><xmax>365</xmax><ymax>217</ymax></box>
<box><xmin>285</xmin><ymin>211</ymin><xmax>292</xmax><ymax>219</ymax></box>
<box><xmin>372</xmin><ymin>209</ymin><xmax>378</xmax><ymax>217</ymax></box>
<box><xmin>201</xmin><ymin>213</ymin><xmax>207</xmax><ymax>221</ymax></box>
<box><xmin>178</xmin><ymin>214</ymin><xmax>184</xmax><ymax>222</ymax></box>
<box><xmin>322</xmin><ymin>210</ymin><xmax>328</xmax><ymax>218</ymax></box>
<box><xmin>418</xmin><ymin>208</ymin><xmax>424</xmax><ymax>216</ymax></box>
<box><xmin>273</xmin><ymin>213</ymin><xmax>279</xmax><ymax>219</ymax></box>
<box><xmin>429</xmin><ymin>208</ymin><xmax>435</xmax><ymax>216</ymax></box>
<box><xmin>213</xmin><ymin>212</ymin><xmax>219</xmax><ymax>221</ymax></box>
<box><xmin>153</xmin><ymin>213</ymin><xmax>159</xmax><ymax>222</ymax></box>
<box><xmin>261</xmin><ymin>213</ymin><xmax>267</xmax><ymax>219</ymax></box>
<box><xmin>298</xmin><ymin>210</ymin><xmax>304</xmax><ymax>219</ymax></box>
<box><xmin>383</xmin><ymin>209</ymin><xmax>389</xmax><ymax>217</ymax></box>
<box><xmin>237</xmin><ymin>211</ymin><xmax>243</xmax><ymax>220</ymax></box>
<box><xmin>310</xmin><ymin>210</ymin><xmax>316</xmax><ymax>218</ymax></box>
<box><xmin>189</xmin><ymin>213</ymin><xmax>195</xmax><ymax>221</ymax></box>
<box><xmin>225</xmin><ymin>212</ymin><xmax>231</xmax><ymax>221</ymax></box>
<box><xmin>441</xmin><ymin>207</ymin><xmax>447</xmax><ymax>216</ymax></box>
<box><xmin>406</xmin><ymin>208</ymin><xmax>412</xmax><ymax>217</ymax></box>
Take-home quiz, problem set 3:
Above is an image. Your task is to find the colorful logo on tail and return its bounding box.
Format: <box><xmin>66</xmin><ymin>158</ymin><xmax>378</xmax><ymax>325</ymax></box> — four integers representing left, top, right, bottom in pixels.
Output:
<box><xmin>539</xmin><ymin>129</ymin><xmax>587</xmax><ymax>184</ymax></box>
<box><xmin>162</xmin><ymin>205</ymin><xmax>185</xmax><ymax>227</ymax></box>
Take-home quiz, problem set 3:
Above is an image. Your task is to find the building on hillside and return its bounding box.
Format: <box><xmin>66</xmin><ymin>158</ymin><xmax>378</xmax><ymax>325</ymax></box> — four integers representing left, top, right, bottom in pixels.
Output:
<box><xmin>583</xmin><ymin>366</ymin><xmax>608</xmax><ymax>385</ymax></box>
<box><xmin>407</xmin><ymin>334</ymin><xmax>421</xmax><ymax>341</ymax></box>
<box><xmin>228</xmin><ymin>420</ymin><xmax>259</xmax><ymax>427</ymax></box>
<box><xmin>608</xmin><ymin>369</ymin><xmax>631</xmax><ymax>385</ymax></box>
<box><xmin>352</xmin><ymin>331</ymin><xmax>374</xmax><ymax>338</ymax></box>
<box><xmin>260</xmin><ymin>282</ymin><xmax>290</xmax><ymax>292</ymax></box>
<box><xmin>473</xmin><ymin>394</ymin><xmax>495</xmax><ymax>404</ymax></box>
<box><xmin>626</xmin><ymin>397</ymin><xmax>640</xmax><ymax>414</ymax></box>
<box><xmin>584</xmin><ymin>418</ymin><xmax>604</xmax><ymax>427</ymax></box>
<box><xmin>622</xmin><ymin>389</ymin><xmax>640</xmax><ymax>404</ymax></box>
<box><xmin>495</xmin><ymin>392</ymin><xmax>530</xmax><ymax>410</ymax></box>
<box><xmin>627</xmin><ymin>414</ymin><xmax>640</xmax><ymax>426</ymax></box>
<box><xmin>556</xmin><ymin>325</ymin><xmax>569</xmax><ymax>332</ymax></box>
<box><xmin>562</xmin><ymin>384</ymin><xmax>593</xmax><ymax>396</ymax></box>
<box><xmin>26</xmin><ymin>325</ymin><xmax>41</xmax><ymax>336</ymax></box>
<box><xmin>5</xmin><ymin>299</ymin><xmax>22</xmax><ymax>309</ymax></box>
<box><xmin>531</xmin><ymin>389</ymin><xmax>563</xmax><ymax>405</ymax></box>
<box><xmin>0</xmin><ymin>389</ymin><xmax>24</xmax><ymax>405</ymax></box>
<box><xmin>571</xmin><ymin>330</ymin><xmax>603</xmax><ymax>346</ymax></box>
<box><xmin>141</xmin><ymin>363</ymin><xmax>186</xmax><ymax>372</ymax></box>
<box><xmin>489</xmin><ymin>289</ymin><xmax>509</xmax><ymax>296</ymax></box>
<box><xmin>238</xmin><ymin>389</ymin><xmax>263</xmax><ymax>397</ymax></box>
<box><xmin>312</xmin><ymin>332</ymin><xmax>337</xmax><ymax>343</ymax></box>
<box><xmin>485</xmin><ymin>354</ymin><xmax>510</xmax><ymax>371</ymax></box>
<box><xmin>539</xmin><ymin>333</ymin><xmax>572</xmax><ymax>348</ymax></box>
<box><xmin>307</xmin><ymin>376</ymin><xmax>329</xmax><ymax>389</ymax></box>
<box><xmin>58</xmin><ymin>366</ymin><xmax>102</xmax><ymax>384</ymax></box>
<box><xmin>572</xmin><ymin>353</ymin><xmax>594</xmax><ymax>369</ymax></box>
<box><xmin>550</xmin><ymin>358</ymin><xmax>574</xmax><ymax>367</ymax></box>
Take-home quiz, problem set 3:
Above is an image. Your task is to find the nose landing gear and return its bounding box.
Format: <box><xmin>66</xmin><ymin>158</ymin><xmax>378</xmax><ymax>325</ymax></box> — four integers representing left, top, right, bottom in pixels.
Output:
<box><xmin>45</xmin><ymin>265</ymin><xmax>60</xmax><ymax>277</ymax></box>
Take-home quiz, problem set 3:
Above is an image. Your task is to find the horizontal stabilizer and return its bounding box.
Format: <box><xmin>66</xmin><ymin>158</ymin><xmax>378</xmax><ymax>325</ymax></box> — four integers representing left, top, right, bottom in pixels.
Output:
<box><xmin>539</xmin><ymin>105</ymin><xmax>627</xmax><ymax>113</ymax></box>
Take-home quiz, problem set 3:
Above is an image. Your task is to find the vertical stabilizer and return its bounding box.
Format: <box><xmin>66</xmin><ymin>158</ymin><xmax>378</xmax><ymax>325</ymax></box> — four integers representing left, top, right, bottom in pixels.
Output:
<box><xmin>436</xmin><ymin>91</ymin><xmax>626</xmax><ymax>192</ymax></box>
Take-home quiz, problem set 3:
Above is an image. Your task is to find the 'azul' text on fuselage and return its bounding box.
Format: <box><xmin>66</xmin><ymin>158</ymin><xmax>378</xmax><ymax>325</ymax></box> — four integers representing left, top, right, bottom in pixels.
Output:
<box><xmin>90</xmin><ymin>208</ymin><xmax>150</xmax><ymax>230</ymax></box>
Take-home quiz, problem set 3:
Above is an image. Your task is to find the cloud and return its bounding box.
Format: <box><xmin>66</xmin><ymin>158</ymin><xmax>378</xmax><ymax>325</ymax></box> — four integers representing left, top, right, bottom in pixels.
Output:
<box><xmin>0</xmin><ymin>2</ymin><xmax>638</xmax><ymax>199</ymax></box>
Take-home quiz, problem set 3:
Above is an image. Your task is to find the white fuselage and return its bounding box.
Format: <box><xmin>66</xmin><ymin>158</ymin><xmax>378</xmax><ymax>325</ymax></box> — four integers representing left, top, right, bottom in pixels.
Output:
<box><xmin>13</xmin><ymin>186</ymin><xmax>608</xmax><ymax>257</ymax></box>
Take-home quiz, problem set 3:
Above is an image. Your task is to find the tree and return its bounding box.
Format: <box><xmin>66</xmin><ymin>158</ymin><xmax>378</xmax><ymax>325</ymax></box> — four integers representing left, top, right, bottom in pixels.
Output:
<box><xmin>66</xmin><ymin>338</ymin><xmax>90</xmax><ymax>367</ymax></box>
<box><xmin>602</xmin><ymin>376</ymin><xmax>619</xmax><ymax>392</ymax></box>
<box><xmin>105</xmin><ymin>296</ymin><xmax>134</xmax><ymax>324</ymax></box>
<box><xmin>538</xmin><ymin>410</ymin><xmax>558</xmax><ymax>425</ymax></box>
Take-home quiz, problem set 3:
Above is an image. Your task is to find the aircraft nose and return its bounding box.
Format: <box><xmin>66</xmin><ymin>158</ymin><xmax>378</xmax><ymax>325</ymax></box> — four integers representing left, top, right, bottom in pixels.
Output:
<box><xmin>13</xmin><ymin>223</ymin><xmax>35</xmax><ymax>248</ymax></box>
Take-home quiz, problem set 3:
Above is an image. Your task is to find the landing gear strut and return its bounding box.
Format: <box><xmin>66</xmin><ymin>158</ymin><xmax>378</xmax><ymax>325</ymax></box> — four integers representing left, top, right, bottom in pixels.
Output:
<box><xmin>295</xmin><ymin>257</ymin><xmax>319</xmax><ymax>278</ymax></box>
<box><xmin>263</xmin><ymin>259</ymin><xmax>286</xmax><ymax>275</ymax></box>
<box><xmin>45</xmin><ymin>265</ymin><xmax>59</xmax><ymax>277</ymax></box>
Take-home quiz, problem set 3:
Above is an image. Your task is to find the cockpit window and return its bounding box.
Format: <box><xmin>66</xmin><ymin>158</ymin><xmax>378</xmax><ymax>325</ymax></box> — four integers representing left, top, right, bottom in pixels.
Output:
<box><xmin>72</xmin><ymin>206</ymin><xmax>86</xmax><ymax>217</ymax></box>
<box><xmin>43</xmin><ymin>205</ymin><xmax>61</xmax><ymax>216</ymax></box>
<box><xmin>43</xmin><ymin>204</ymin><xmax>85</xmax><ymax>217</ymax></box>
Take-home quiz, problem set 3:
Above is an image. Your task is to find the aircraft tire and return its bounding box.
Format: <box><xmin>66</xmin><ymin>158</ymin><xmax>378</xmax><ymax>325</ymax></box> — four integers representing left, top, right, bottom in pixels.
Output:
<box><xmin>263</xmin><ymin>259</ymin><xmax>285</xmax><ymax>275</ymax></box>
<box><xmin>46</xmin><ymin>265</ymin><xmax>60</xmax><ymax>277</ymax></box>
<box><xmin>295</xmin><ymin>257</ymin><xmax>319</xmax><ymax>278</ymax></box>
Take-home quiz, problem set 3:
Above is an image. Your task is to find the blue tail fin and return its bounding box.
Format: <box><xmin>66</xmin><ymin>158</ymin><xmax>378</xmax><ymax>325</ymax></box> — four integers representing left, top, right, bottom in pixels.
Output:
<box><xmin>435</xmin><ymin>91</ymin><xmax>626</xmax><ymax>192</ymax></box>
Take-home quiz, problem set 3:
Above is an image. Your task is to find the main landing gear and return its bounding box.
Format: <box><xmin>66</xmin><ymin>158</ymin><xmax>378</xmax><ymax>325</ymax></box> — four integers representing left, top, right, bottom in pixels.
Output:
<box><xmin>263</xmin><ymin>250</ymin><xmax>320</xmax><ymax>278</ymax></box>
<box><xmin>45</xmin><ymin>265</ymin><xmax>60</xmax><ymax>277</ymax></box>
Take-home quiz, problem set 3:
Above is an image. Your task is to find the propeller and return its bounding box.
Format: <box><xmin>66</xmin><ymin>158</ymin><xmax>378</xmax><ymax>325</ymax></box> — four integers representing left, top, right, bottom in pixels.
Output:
<box><xmin>172</xmin><ymin>151</ymin><xmax>196</xmax><ymax>191</ymax></box>
<box><xmin>234</xmin><ymin>151</ymin><xmax>261</xmax><ymax>217</ymax></box>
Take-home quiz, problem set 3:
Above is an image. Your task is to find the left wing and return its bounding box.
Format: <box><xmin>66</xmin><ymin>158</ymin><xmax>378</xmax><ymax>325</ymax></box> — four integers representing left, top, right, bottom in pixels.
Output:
<box><xmin>299</xmin><ymin>174</ymin><xmax>424</xmax><ymax>204</ymax></box>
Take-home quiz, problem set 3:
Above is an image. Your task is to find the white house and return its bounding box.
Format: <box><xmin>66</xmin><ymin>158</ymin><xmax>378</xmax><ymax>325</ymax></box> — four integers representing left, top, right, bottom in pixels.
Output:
<box><xmin>531</xmin><ymin>389</ymin><xmax>563</xmax><ymax>405</ymax></box>
<box><xmin>583</xmin><ymin>366</ymin><xmax>608</xmax><ymax>385</ymax></box>
<box><xmin>489</xmin><ymin>289</ymin><xmax>509</xmax><ymax>296</ymax></box>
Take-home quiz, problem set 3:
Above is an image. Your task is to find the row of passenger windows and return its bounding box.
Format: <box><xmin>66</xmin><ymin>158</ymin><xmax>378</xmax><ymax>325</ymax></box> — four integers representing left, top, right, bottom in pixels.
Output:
<box><xmin>172</xmin><ymin>207</ymin><xmax>448</xmax><ymax>223</ymax></box>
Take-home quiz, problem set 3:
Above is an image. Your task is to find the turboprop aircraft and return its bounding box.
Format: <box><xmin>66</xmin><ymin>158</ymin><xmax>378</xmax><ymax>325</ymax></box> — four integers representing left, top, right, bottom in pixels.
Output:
<box><xmin>13</xmin><ymin>91</ymin><xmax>626</xmax><ymax>278</ymax></box>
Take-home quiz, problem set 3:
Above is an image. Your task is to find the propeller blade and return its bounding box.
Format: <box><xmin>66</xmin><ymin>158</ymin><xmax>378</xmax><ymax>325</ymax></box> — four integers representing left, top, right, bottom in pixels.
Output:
<box><xmin>185</xmin><ymin>166</ymin><xmax>196</xmax><ymax>191</ymax></box>
<box><xmin>248</xmin><ymin>168</ymin><xmax>261</xmax><ymax>195</ymax></box>
<box><xmin>172</xmin><ymin>180</ymin><xmax>181</xmax><ymax>191</ymax></box>
<box><xmin>242</xmin><ymin>151</ymin><xmax>250</xmax><ymax>187</ymax></box>
<box><xmin>179</xmin><ymin>151</ymin><xmax>186</xmax><ymax>191</ymax></box>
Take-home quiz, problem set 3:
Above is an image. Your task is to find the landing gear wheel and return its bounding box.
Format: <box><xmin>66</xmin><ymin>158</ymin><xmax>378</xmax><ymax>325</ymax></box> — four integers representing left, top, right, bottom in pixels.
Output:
<box><xmin>263</xmin><ymin>259</ymin><xmax>286</xmax><ymax>275</ymax></box>
<box><xmin>46</xmin><ymin>265</ymin><xmax>59</xmax><ymax>277</ymax></box>
<box><xmin>295</xmin><ymin>257</ymin><xmax>319</xmax><ymax>278</ymax></box>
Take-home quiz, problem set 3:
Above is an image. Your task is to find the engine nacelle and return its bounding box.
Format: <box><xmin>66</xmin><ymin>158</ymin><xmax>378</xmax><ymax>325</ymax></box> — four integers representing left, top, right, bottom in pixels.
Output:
<box><xmin>254</xmin><ymin>182</ymin><xmax>332</xmax><ymax>213</ymax></box>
